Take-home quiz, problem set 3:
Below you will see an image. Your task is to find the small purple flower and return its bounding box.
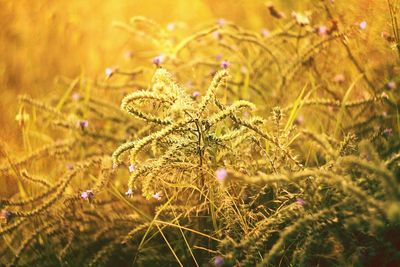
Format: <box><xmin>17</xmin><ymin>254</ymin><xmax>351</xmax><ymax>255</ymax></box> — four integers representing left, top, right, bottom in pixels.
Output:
<box><xmin>71</xmin><ymin>92</ymin><xmax>80</xmax><ymax>102</ymax></box>
<box><xmin>261</xmin><ymin>28</ymin><xmax>270</xmax><ymax>38</ymax></box>
<box><xmin>221</xmin><ymin>60</ymin><xmax>230</xmax><ymax>69</ymax></box>
<box><xmin>383</xmin><ymin>128</ymin><xmax>393</xmax><ymax>137</ymax></box>
<box><xmin>128</xmin><ymin>164</ymin><xmax>135</xmax><ymax>173</ymax></box>
<box><xmin>191</xmin><ymin>91</ymin><xmax>201</xmax><ymax>99</ymax></box>
<box><xmin>317</xmin><ymin>25</ymin><xmax>328</xmax><ymax>36</ymax></box>
<box><xmin>81</xmin><ymin>190</ymin><xmax>94</xmax><ymax>201</ymax></box>
<box><xmin>386</xmin><ymin>81</ymin><xmax>396</xmax><ymax>90</ymax></box>
<box><xmin>125</xmin><ymin>188</ymin><xmax>133</xmax><ymax>197</ymax></box>
<box><xmin>214</xmin><ymin>255</ymin><xmax>224</xmax><ymax>267</ymax></box>
<box><xmin>105</xmin><ymin>67</ymin><xmax>115</xmax><ymax>78</ymax></box>
<box><xmin>77</xmin><ymin>120</ymin><xmax>89</xmax><ymax>130</ymax></box>
<box><xmin>359</xmin><ymin>21</ymin><xmax>367</xmax><ymax>30</ymax></box>
<box><xmin>152</xmin><ymin>55</ymin><xmax>165</xmax><ymax>67</ymax></box>
<box><xmin>294</xmin><ymin>115</ymin><xmax>304</xmax><ymax>126</ymax></box>
<box><xmin>152</xmin><ymin>191</ymin><xmax>162</xmax><ymax>200</ymax></box>
<box><xmin>217</xmin><ymin>18</ymin><xmax>225</xmax><ymax>26</ymax></box>
<box><xmin>295</xmin><ymin>198</ymin><xmax>306</xmax><ymax>206</ymax></box>
<box><xmin>216</xmin><ymin>168</ymin><xmax>227</xmax><ymax>183</ymax></box>
<box><xmin>0</xmin><ymin>209</ymin><xmax>12</xmax><ymax>223</ymax></box>
<box><xmin>215</xmin><ymin>54</ymin><xmax>223</xmax><ymax>61</ymax></box>
<box><xmin>66</xmin><ymin>163</ymin><xmax>74</xmax><ymax>171</ymax></box>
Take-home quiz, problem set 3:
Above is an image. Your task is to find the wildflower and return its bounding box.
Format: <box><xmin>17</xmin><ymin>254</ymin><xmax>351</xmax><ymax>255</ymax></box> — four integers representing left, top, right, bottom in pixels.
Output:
<box><xmin>0</xmin><ymin>209</ymin><xmax>12</xmax><ymax>223</ymax></box>
<box><xmin>125</xmin><ymin>188</ymin><xmax>133</xmax><ymax>197</ymax></box>
<box><xmin>77</xmin><ymin>120</ymin><xmax>89</xmax><ymax>131</ymax></box>
<box><xmin>152</xmin><ymin>191</ymin><xmax>162</xmax><ymax>200</ymax></box>
<box><xmin>221</xmin><ymin>60</ymin><xmax>230</xmax><ymax>69</ymax></box>
<box><xmin>81</xmin><ymin>190</ymin><xmax>94</xmax><ymax>201</ymax></box>
<box><xmin>214</xmin><ymin>255</ymin><xmax>224</xmax><ymax>267</ymax></box>
<box><xmin>191</xmin><ymin>91</ymin><xmax>201</xmax><ymax>99</ymax></box>
<box><xmin>294</xmin><ymin>115</ymin><xmax>304</xmax><ymax>125</ymax></box>
<box><xmin>359</xmin><ymin>21</ymin><xmax>367</xmax><ymax>30</ymax></box>
<box><xmin>71</xmin><ymin>92</ymin><xmax>80</xmax><ymax>102</ymax></box>
<box><xmin>152</xmin><ymin>55</ymin><xmax>164</xmax><ymax>67</ymax></box>
<box><xmin>261</xmin><ymin>28</ymin><xmax>270</xmax><ymax>38</ymax></box>
<box><xmin>215</xmin><ymin>54</ymin><xmax>223</xmax><ymax>61</ymax></box>
<box><xmin>295</xmin><ymin>198</ymin><xmax>306</xmax><ymax>206</ymax></box>
<box><xmin>216</xmin><ymin>168</ymin><xmax>227</xmax><ymax>183</ymax></box>
<box><xmin>383</xmin><ymin>128</ymin><xmax>393</xmax><ymax>137</ymax></box>
<box><xmin>316</xmin><ymin>25</ymin><xmax>328</xmax><ymax>36</ymax></box>
<box><xmin>217</xmin><ymin>18</ymin><xmax>225</xmax><ymax>26</ymax></box>
<box><xmin>105</xmin><ymin>67</ymin><xmax>115</xmax><ymax>78</ymax></box>
<box><xmin>66</xmin><ymin>163</ymin><xmax>74</xmax><ymax>171</ymax></box>
<box><xmin>386</xmin><ymin>81</ymin><xmax>396</xmax><ymax>90</ymax></box>
<box><xmin>333</xmin><ymin>73</ymin><xmax>345</xmax><ymax>83</ymax></box>
<box><xmin>128</xmin><ymin>164</ymin><xmax>135</xmax><ymax>173</ymax></box>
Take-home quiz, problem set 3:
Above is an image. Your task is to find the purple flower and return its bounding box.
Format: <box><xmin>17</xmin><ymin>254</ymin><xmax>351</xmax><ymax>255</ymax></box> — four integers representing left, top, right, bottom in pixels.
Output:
<box><xmin>215</xmin><ymin>54</ymin><xmax>223</xmax><ymax>61</ymax></box>
<box><xmin>66</xmin><ymin>163</ymin><xmax>74</xmax><ymax>171</ymax></box>
<box><xmin>81</xmin><ymin>190</ymin><xmax>94</xmax><ymax>200</ymax></box>
<box><xmin>105</xmin><ymin>67</ymin><xmax>115</xmax><ymax>78</ymax></box>
<box><xmin>77</xmin><ymin>120</ymin><xmax>89</xmax><ymax>130</ymax></box>
<box><xmin>214</xmin><ymin>255</ymin><xmax>224</xmax><ymax>266</ymax></box>
<box><xmin>71</xmin><ymin>92</ymin><xmax>80</xmax><ymax>102</ymax></box>
<box><xmin>128</xmin><ymin>164</ymin><xmax>135</xmax><ymax>173</ymax></box>
<box><xmin>217</xmin><ymin>18</ymin><xmax>225</xmax><ymax>26</ymax></box>
<box><xmin>386</xmin><ymin>81</ymin><xmax>396</xmax><ymax>90</ymax></box>
<box><xmin>152</xmin><ymin>191</ymin><xmax>162</xmax><ymax>200</ymax></box>
<box><xmin>317</xmin><ymin>25</ymin><xmax>328</xmax><ymax>36</ymax></box>
<box><xmin>294</xmin><ymin>115</ymin><xmax>304</xmax><ymax>126</ymax></box>
<box><xmin>0</xmin><ymin>209</ymin><xmax>12</xmax><ymax>223</ymax></box>
<box><xmin>125</xmin><ymin>188</ymin><xmax>133</xmax><ymax>197</ymax></box>
<box><xmin>383</xmin><ymin>128</ymin><xmax>393</xmax><ymax>137</ymax></box>
<box><xmin>261</xmin><ymin>28</ymin><xmax>270</xmax><ymax>38</ymax></box>
<box><xmin>295</xmin><ymin>198</ymin><xmax>306</xmax><ymax>206</ymax></box>
<box><xmin>152</xmin><ymin>55</ymin><xmax>165</xmax><ymax>67</ymax></box>
<box><xmin>221</xmin><ymin>60</ymin><xmax>230</xmax><ymax>69</ymax></box>
<box><xmin>359</xmin><ymin>21</ymin><xmax>367</xmax><ymax>30</ymax></box>
<box><xmin>191</xmin><ymin>91</ymin><xmax>201</xmax><ymax>99</ymax></box>
<box><xmin>216</xmin><ymin>168</ymin><xmax>227</xmax><ymax>183</ymax></box>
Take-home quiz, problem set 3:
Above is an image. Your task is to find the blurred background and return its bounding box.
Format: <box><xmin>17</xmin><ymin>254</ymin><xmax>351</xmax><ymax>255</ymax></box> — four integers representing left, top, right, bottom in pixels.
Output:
<box><xmin>0</xmin><ymin>0</ymin><xmax>388</xmax><ymax>149</ymax></box>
